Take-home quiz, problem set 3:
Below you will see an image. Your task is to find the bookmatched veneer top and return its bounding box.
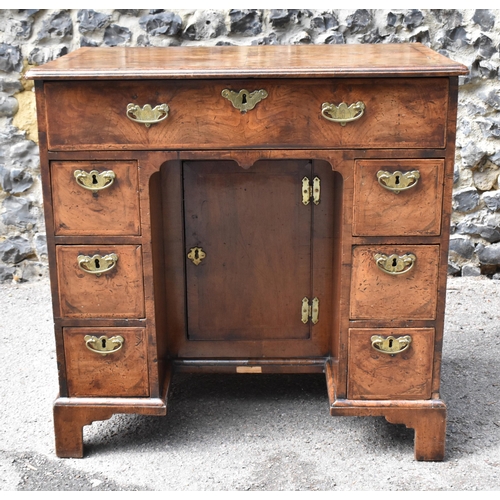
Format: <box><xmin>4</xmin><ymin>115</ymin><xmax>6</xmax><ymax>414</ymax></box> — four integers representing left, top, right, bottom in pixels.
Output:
<box><xmin>27</xmin><ymin>43</ymin><xmax>468</xmax><ymax>80</ymax></box>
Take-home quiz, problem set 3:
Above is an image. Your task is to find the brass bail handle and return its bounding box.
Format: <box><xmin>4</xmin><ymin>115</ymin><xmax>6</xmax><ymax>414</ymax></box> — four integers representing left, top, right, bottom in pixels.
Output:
<box><xmin>374</xmin><ymin>252</ymin><xmax>416</xmax><ymax>275</ymax></box>
<box><xmin>77</xmin><ymin>253</ymin><xmax>118</xmax><ymax>276</ymax></box>
<box><xmin>377</xmin><ymin>170</ymin><xmax>421</xmax><ymax>194</ymax></box>
<box><xmin>126</xmin><ymin>103</ymin><xmax>169</xmax><ymax>127</ymax></box>
<box><xmin>84</xmin><ymin>335</ymin><xmax>124</xmax><ymax>356</ymax></box>
<box><xmin>74</xmin><ymin>169</ymin><xmax>116</xmax><ymax>192</ymax></box>
<box><xmin>321</xmin><ymin>101</ymin><xmax>365</xmax><ymax>126</ymax></box>
<box><xmin>371</xmin><ymin>335</ymin><xmax>412</xmax><ymax>355</ymax></box>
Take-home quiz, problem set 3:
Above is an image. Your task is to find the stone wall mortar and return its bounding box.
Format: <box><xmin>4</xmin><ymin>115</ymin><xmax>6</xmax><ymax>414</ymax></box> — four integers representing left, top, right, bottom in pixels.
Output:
<box><xmin>1</xmin><ymin>8</ymin><xmax>499</xmax><ymax>281</ymax></box>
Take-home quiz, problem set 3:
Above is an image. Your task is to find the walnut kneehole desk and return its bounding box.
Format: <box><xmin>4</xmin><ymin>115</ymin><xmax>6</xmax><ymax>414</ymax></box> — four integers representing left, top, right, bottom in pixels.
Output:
<box><xmin>27</xmin><ymin>44</ymin><xmax>468</xmax><ymax>460</ymax></box>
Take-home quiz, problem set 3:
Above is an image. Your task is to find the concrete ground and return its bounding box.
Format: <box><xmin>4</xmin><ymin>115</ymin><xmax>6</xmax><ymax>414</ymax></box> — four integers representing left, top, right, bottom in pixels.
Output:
<box><xmin>0</xmin><ymin>276</ymin><xmax>499</xmax><ymax>491</ymax></box>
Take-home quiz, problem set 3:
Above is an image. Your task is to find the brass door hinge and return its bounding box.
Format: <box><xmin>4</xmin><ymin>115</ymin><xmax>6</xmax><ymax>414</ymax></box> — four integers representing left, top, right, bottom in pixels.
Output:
<box><xmin>301</xmin><ymin>176</ymin><xmax>320</xmax><ymax>205</ymax></box>
<box><xmin>301</xmin><ymin>297</ymin><xmax>319</xmax><ymax>324</ymax></box>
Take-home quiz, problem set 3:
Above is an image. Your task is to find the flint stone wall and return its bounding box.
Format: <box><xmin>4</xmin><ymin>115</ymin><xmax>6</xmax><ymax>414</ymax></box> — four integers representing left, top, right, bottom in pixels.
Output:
<box><xmin>1</xmin><ymin>9</ymin><xmax>499</xmax><ymax>282</ymax></box>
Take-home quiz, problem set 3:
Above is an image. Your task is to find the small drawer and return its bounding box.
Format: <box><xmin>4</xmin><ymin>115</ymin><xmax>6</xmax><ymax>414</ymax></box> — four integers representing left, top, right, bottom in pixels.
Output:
<box><xmin>353</xmin><ymin>159</ymin><xmax>444</xmax><ymax>236</ymax></box>
<box><xmin>63</xmin><ymin>327</ymin><xmax>149</xmax><ymax>397</ymax></box>
<box><xmin>44</xmin><ymin>78</ymin><xmax>448</xmax><ymax>151</ymax></box>
<box><xmin>51</xmin><ymin>161</ymin><xmax>140</xmax><ymax>236</ymax></box>
<box><xmin>350</xmin><ymin>245</ymin><xmax>440</xmax><ymax>320</ymax></box>
<box><xmin>348</xmin><ymin>328</ymin><xmax>434</xmax><ymax>400</ymax></box>
<box><xmin>56</xmin><ymin>245</ymin><xmax>145</xmax><ymax>318</ymax></box>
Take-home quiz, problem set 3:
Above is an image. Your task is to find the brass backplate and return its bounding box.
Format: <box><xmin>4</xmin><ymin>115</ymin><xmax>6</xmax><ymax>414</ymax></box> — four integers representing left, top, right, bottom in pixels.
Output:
<box><xmin>84</xmin><ymin>334</ymin><xmax>124</xmax><ymax>356</ymax></box>
<box><xmin>74</xmin><ymin>169</ymin><xmax>116</xmax><ymax>191</ymax></box>
<box><xmin>374</xmin><ymin>252</ymin><xmax>416</xmax><ymax>275</ymax></box>
<box><xmin>377</xmin><ymin>170</ymin><xmax>420</xmax><ymax>194</ymax></box>
<box><xmin>371</xmin><ymin>335</ymin><xmax>412</xmax><ymax>355</ymax></box>
<box><xmin>77</xmin><ymin>253</ymin><xmax>118</xmax><ymax>276</ymax></box>
<box><xmin>321</xmin><ymin>101</ymin><xmax>366</xmax><ymax>126</ymax></box>
<box><xmin>221</xmin><ymin>89</ymin><xmax>268</xmax><ymax>113</ymax></box>
<box><xmin>126</xmin><ymin>103</ymin><xmax>169</xmax><ymax>127</ymax></box>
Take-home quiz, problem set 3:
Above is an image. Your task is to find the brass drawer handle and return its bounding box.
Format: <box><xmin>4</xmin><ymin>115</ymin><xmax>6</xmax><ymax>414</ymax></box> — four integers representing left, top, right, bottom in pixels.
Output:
<box><xmin>84</xmin><ymin>335</ymin><xmax>124</xmax><ymax>356</ymax></box>
<box><xmin>374</xmin><ymin>253</ymin><xmax>416</xmax><ymax>275</ymax></box>
<box><xmin>126</xmin><ymin>103</ymin><xmax>169</xmax><ymax>127</ymax></box>
<box><xmin>77</xmin><ymin>253</ymin><xmax>118</xmax><ymax>276</ymax></box>
<box><xmin>371</xmin><ymin>335</ymin><xmax>412</xmax><ymax>355</ymax></box>
<box><xmin>74</xmin><ymin>169</ymin><xmax>116</xmax><ymax>191</ymax></box>
<box><xmin>221</xmin><ymin>89</ymin><xmax>268</xmax><ymax>113</ymax></box>
<box><xmin>377</xmin><ymin>170</ymin><xmax>420</xmax><ymax>194</ymax></box>
<box><xmin>321</xmin><ymin>101</ymin><xmax>365</xmax><ymax>126</ymax></box>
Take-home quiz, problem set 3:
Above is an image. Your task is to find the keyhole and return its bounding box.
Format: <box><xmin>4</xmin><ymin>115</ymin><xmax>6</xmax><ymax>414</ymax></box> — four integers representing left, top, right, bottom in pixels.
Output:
<box><xmin>92</xmin><ymin>174</ymin><xmax>98</xmax><ymax>185</ymax></box>
<box><xmin>388</xmin><ymin>338</ymin><xmax>393</xmax><ymax>348</ymax></box>
<box><xmin>194</xmin><ymin>249</ymin><xmax>199</xmax><ymax>259</ymax></box>
<box><xmin>94</xmin><ymin>259</ymin><xmax>100</xmax><ymax>269</ymax></box>
<box><xmin>392</xmin><ymin>258</ymin><xmax>397</xmax><ymax>268</ymax></box>
<box><xmin>101</xmin><ymin>338</ymin><xmax>107</xmax><ymax>349</ymax></box>
<box><xmin>241</xmin><ymin>93</ymin><xmax>247</xmax><ymax>104</ymax></box>
<box><xmin>395</xmin><ymin>175</ymin><xmax>400</xmax><ymax>185</ymax></box>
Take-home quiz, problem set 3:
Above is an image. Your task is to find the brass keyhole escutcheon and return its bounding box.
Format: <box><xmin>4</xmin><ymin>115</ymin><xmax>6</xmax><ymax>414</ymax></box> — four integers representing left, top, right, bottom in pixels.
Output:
<box><xmin>187</xmin><ymin>246</ymin><xmax>206</xmax><ymax>266</ymax></box>
<box><xmin>376</xmin><ymin>170</ymin><xmax>420</xmax><ymax>194</ymax></box>
<box><xmin>84</xmin><ymin>334</ymin><xmax>124</xmax><ymax>356</ymax></box>
<box><xmin>221</xmin><ymin>88</ymin><xmax>268</xmax><ymax>113</ymax></box>
<box><xmin>77</xmin><ymin>253</ymin><xmax>118</xmax><ymax>276</ymax></box>
<box><xmin>374</xmin><ymin>252</ymin><xmax>416</xmax><ymax>275</ymax></box>
<box><xmin>74</xmin><ymin>169</ymin><xmax>116</xmax><ymax>192</ymax></box>
<box><xmin>371</xmin><ymin>335</ymin><xmax>412</xmax><ymax>355</ymax></box>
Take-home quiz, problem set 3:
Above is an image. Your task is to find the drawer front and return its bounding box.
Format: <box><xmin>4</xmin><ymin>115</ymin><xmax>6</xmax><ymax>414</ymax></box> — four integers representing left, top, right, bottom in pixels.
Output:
<box><xmin>56</xmin><ymin>245</ymin><xmax>145</xmax><ymax>318</ymax></box>
<box><xmin>63</xmin><ymin>327</ymin><xmax>149</xmax><ymax>397</ymax></box>
<box><xmin>348</xmin><ymin>328</ymin><xmax>434</xmax><ymax>400</ymax></box>
<box><xmin>44</xmin><ymin>78</ymin><xmax>448</xmax><ymax>151</ymax></box>
<box><xmin>51</xmin><ymin>161</ymin><xmax>140</xmax><ymax>236</ymax></box>
<box><xmin>350</xmin><ymin>245</ymin><xmax>440</xmax><ymax>320</ymax></box>
<box><xmin>353</xmin><ymin>159</ymin><xmax>444</xmax><ymax>236</ymax></box>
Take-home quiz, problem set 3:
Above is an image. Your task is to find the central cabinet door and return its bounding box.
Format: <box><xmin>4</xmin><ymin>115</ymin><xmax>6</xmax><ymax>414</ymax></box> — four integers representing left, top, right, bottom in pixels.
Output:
<box><xmin>183</xmin><ymin>160</ymin><xmax>313</xmax><ymax>343</ymax></box>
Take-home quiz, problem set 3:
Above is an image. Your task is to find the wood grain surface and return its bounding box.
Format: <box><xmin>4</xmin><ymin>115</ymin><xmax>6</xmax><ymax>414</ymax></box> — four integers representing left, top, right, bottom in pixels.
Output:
<box><xmin>43</xmin><ymin>78</ymin><xmax>448</xmax><ymax>151</ymax></box>
<box><xmin>56</xmin><ymin>245</ymin><xmax>145</xmax><ymax>318</ymax></box>
<box><xmin>353</xmin><ymin>159</ymin><xmax>444</xmax><ymax>236</ymax></box>
<box><xmin>184</xmin><ymin>160</ymin><xmax>312</xmax><ymax>342</ymax></box>
<box><xmin>51</xmin><ymin>160</ymin><xmax>140</xmax><ymax>236</ymax></box>
<box><xmin>27</xmin><ymin>44</ymin><xmax>468</xmax><ymax>80</ymax></box>
<box><xmin>350</xmin><ymin>245</ymin><xmax>440</xmax><ymax>320</ymax></box>
<box><xmin>348</xmin><ymin>327</ymin><xmax>435</xmax><ymax>400</ymax></box>
<box><xmin>63</xmin><ymin>327</ymin><xmax>149</xmax><ymax>397</ymax></box>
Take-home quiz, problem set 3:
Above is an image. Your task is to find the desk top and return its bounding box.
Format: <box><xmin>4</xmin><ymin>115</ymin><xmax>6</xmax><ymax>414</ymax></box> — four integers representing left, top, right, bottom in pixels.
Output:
<box><xmin>27</xmin><ymin>43</ymin><xmax>468</xmax><ymax>80</ymax></box>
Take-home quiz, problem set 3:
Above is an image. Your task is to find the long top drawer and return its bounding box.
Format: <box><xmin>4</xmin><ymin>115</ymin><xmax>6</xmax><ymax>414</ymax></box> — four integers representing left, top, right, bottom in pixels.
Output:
<box><xmin>43</xmin><ymin>77</ymin><xmax>449</xmax><ymax>151</ymax></box>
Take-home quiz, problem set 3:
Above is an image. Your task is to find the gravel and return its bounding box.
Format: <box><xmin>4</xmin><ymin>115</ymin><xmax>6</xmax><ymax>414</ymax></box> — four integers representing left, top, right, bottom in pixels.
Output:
<box><xmin>1</xmin><ymin>276</ymin><xmax>499</xmax><ymax>491</ymax></box>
